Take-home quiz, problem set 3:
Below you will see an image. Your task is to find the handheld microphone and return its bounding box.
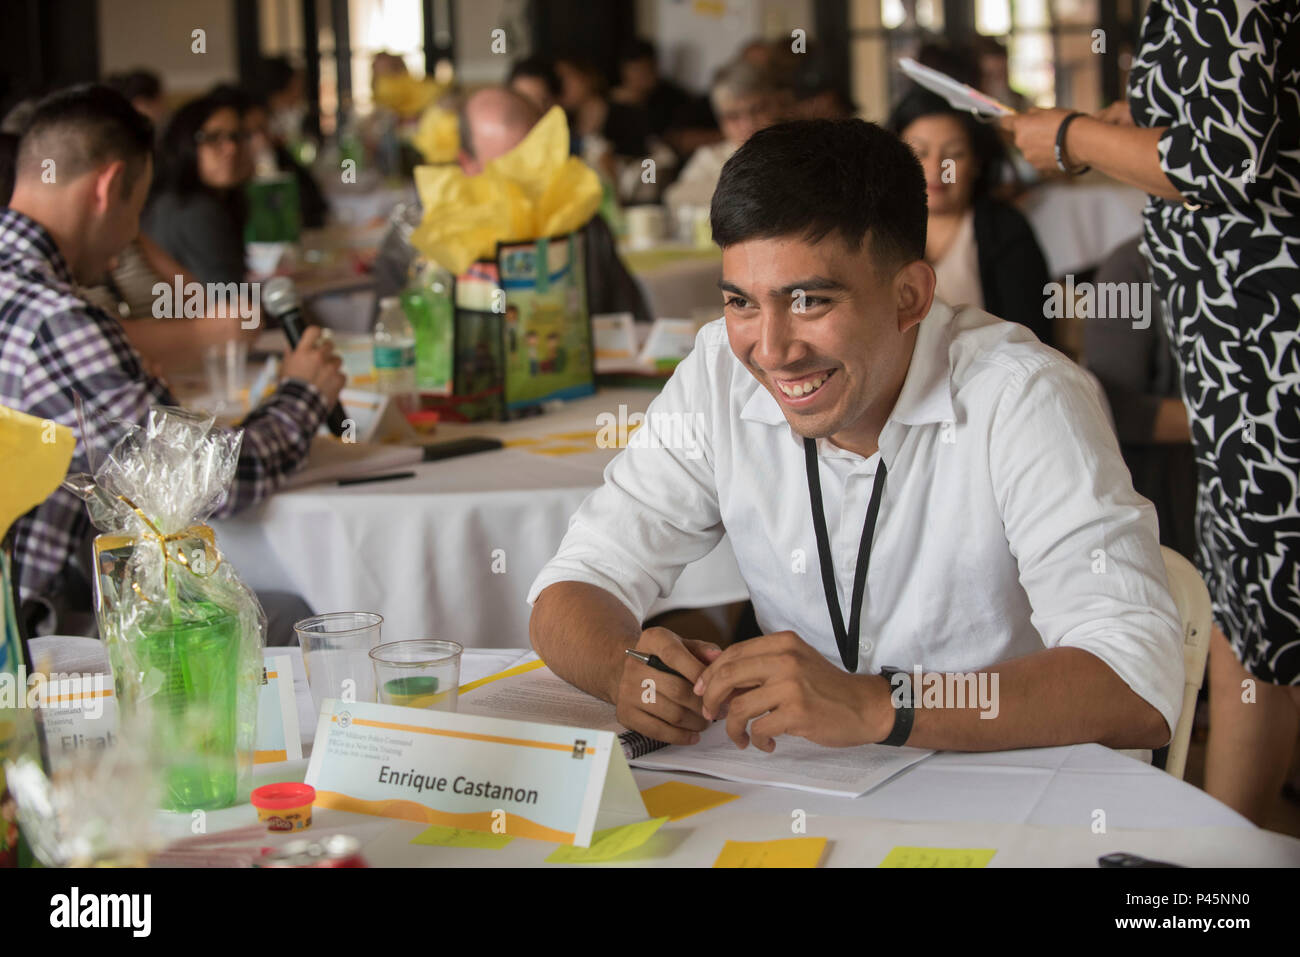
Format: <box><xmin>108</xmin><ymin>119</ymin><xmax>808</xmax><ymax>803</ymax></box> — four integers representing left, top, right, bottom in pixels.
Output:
<box><xmin>262</xmin><ymin>276</ymin><xmax>348</xmax><ymax>436</ymax></box>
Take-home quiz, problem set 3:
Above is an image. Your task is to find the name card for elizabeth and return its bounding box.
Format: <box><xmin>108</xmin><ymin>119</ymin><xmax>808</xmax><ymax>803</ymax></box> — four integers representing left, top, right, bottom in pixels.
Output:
<box><xmin>304</xmin><ymin>699</ymin><xmax>649</xmax><ymax>847</ymax></box>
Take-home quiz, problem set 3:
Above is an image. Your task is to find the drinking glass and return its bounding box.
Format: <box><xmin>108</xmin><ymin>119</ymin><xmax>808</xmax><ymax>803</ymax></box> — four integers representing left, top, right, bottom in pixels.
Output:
<box><xmin>370</xmin><ymin>640</ymin><xmax>462</xmax><ymax>712</ymax></box>
<box><xmin>295</xmin><ymin>613</ymin><xmax>383</xmax><ymax>715</ymax></box>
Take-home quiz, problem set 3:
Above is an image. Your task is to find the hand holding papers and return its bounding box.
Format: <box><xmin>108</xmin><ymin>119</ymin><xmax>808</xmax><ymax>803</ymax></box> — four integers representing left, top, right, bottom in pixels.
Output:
<box><xmin>898</xmin><ymin>58</ymin><xmax>1017</xmax><ymax>117</ymax></box>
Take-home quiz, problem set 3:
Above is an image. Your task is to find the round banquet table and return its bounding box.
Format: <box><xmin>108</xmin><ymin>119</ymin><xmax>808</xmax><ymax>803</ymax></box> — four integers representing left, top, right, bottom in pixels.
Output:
<box><xmin>149</xmin><ymin>649</ymin><xmax>1300</xmax><ymax>868</ymax></box>
<box><xmin>210</xmin><ymin>389</ymin><xmax>749</xmax><ymax>649</ymax></box>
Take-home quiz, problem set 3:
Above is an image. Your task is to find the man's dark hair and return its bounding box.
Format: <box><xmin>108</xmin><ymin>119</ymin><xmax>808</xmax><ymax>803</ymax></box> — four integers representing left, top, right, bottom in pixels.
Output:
<box><xmin>256</xmin><ymin>56</ymin><xmax>298</xmax><ymax>99</ymax></box>
<box><xmin>105</xmin><ymin>69</ymin><xmax>162</xmax><ymax>104</ymax></box>
<box><xmin>620</xmin><ymin>39</ymin><xmax>657</xmax><ymax>65</ymax></box>
<box><xmin>509</xmin><ymin>56</ymin><xmax>562</xmax><ymax>99</ymax></box>
<box><xmin>886</xmin><ymin>86</ymin><xmax>1006</xmax><ymax>201</ymax></box>
<box><xmin>15</xmin><ymin>84</ymin><xmax>154</xmax><ymax>193</ymax></box>
<box><xmin>0</xmin><ymin>131</ymin><xmax>18</xmax><ymax>205</ymax></box>
<box><xmin>710</xmin><ymin>118</ymin><xmax>927</xmax><ymax>268</ymax></box>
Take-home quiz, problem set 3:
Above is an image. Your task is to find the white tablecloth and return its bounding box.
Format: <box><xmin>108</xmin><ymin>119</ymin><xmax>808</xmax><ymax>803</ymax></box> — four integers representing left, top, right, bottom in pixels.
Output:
<box><xmin>211</xmin><ymin>390</ymin><xmax>748</xmax><ymax>648</ymax></box>
<box><xmin>153</xmin><ymin>649</ymin><xmax>1300</xmax><ymax>867</ymax></box>
<box><xmin>1018</xmin><ymin>179</ymin><xmax>1148</xmax><ymax>278</ymax></box>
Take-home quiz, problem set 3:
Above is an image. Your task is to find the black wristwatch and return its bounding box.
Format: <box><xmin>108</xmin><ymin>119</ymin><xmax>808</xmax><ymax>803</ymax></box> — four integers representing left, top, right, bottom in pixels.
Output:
<box><xmin>878</xmin><ymin>666</ymin><xmax>915</xmax><ymax>747</ymax></box>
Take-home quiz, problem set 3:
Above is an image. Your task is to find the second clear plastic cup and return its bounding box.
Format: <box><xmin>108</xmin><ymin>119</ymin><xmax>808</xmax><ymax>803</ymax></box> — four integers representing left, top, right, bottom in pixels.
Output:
<box><xmin>370</xmin><ymin>640</ymin><xmax>462</xmax><ymax>712</ymax></box>
<box><xmin>295</xmin><ymin>612</ymin><xmax>383</xmax><ymax>715</ymax></box>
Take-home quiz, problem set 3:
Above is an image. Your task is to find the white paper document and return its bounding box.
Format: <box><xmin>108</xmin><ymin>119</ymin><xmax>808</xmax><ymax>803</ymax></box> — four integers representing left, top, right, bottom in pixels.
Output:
<box><xmin>630</xmin><ymin>722</ymin><xmax>933</xmax><ymax>798</ymax></box>
<box><xmin>458</xmin><ymin>664</ymin><xmax>624</xmax><ymax>733</ymax></box>
<box><xmin>899</xmin><ymin>57</ymin><xmax>1016</xmax><ymax>117</ymax></box>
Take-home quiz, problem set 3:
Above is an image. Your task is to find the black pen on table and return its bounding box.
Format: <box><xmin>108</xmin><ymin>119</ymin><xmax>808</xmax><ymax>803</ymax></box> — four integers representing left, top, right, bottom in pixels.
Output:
<box><xmin>624</xmin><ymin>648</ymin><xmax>688</xmax><ymax>682</ymax></box>
<box><xmin>337</xmin><ymin>471</ymin><xmax>416</xmax><ymax>487</ymax></box>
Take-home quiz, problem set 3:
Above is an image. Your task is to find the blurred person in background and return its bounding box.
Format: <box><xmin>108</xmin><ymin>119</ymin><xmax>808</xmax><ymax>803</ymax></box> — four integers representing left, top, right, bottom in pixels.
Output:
<box><xmin>257</xmin><ymin>55</ymin><xmax>311</xmax><ymax>145</ymax></box>
<box><xmin>104</xmin><ymin>69</ymin><xmax>167</xmax><ymax>129</ymax></box>
<box><xmin>509</xmin><ymin>56</ymin><xmax>563</xmax><ymax>115</ymax></box>
<box><xmin>555</xmin><ymin>55</ymin><xmax>651</xmax><ymax>163</ymax></box>
<box><xmin>973</xmin><ymin>36</ymin><xmax>1031</xmax><ymax>113</ymax></box>
<box><xmin>611</xmin><ymin>39</ymin><xmax>689</xmax><ymax>142</ymax></box>
<box><xmin>664</xmin><ymin>59</ymin><xmax>783</xmax><ymax>218</ymax></box>
<box><xmin>888</xmin><ymin>87</ymin><xmax>1053</xmax><ymax>346</ymax></box>
<box><xmin>0</xmin><ymin>85</ymin><xmax>343</xmax><ymax>639</ymax></box>
<box><xmin>372</xmin><ymin>87</ymin><xmax>650</xmax><ymax>324</ymax></box>
<box><xmin>792</xmin><ymin>51</ymin><xmax>857</xmax><ymax>121</ymax></box>
<box><xmin>143</xmin><ymin>91</ymin><xmax>251</xmax><ymax>284</ymax></box>
<box><xmin>239</xmin><ymin>86</ymin><xmax>329</xmax><ymax>229</ymax></box>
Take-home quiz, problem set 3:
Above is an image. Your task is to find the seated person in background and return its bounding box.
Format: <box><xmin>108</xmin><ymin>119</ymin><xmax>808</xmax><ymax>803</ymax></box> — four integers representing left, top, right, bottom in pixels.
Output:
<box><xmin>1084</xmin><ymin>237</ymin><xmax>1196</xmax><ymax>561</ymax></box>
<box><xmin>143</xmin><ymin>90</ymin><xmax>251</xmax><ymax>284</ymax></box>
<box><xmin>104</xmin><ymin>68</ymin><xmax>168</xmax><ymax>130</ymax></box>
<box><xmin>888</xmin><ymin>87</ymin><xmax>1054</xmax><ymax>347</ymax></box>
<box><xmin>974</xmin><ymin>36</ymin><xmax>1031</xmax><ymax>114</ymax></box>
<box><xmin>663</xmin><ymin>60</ymin><xmax>783</xmax><ymax>219</ymax></box>
<box><xmin>529</xmin><ymin>118</ymin><xmax>1182</xmax><ymax>755</ymax></box>
<box><xmin>372</xmin><ymin>87</ymin><xmax>652</xmax><ymax>324</ymax></box>
<box><xmin>242</xmin><ymin>80</ymin><xmax>328</xmax><ymax>229</ymax></box>
<box><xmin>509</xmin><ymin>56</ymin><xmax>563</xmax><ymax>116</ymax></box>
<box><xmin>555</xmin><ymin>56</ymin><xmax>652</xmax><ymax>159</ymax></box>
<box><xmin>0</xmin><ymin>85</ymin><xmax>344</xmax><ymax>635</ymax></box>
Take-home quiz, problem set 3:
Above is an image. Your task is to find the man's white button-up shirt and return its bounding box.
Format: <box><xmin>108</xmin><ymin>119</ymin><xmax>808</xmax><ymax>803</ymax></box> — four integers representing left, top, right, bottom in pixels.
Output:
<box><xmin>528</xmin><ymin>300</ymin><xmax>1185</xmax><ymax>736</ymax></box>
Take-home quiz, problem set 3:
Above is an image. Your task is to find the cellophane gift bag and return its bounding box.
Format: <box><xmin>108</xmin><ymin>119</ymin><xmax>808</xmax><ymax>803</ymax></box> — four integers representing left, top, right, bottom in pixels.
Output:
<box><xmin>66</xmin><ymin>408</ymin><xmax>265</xmax><ymax>811</ymax></box>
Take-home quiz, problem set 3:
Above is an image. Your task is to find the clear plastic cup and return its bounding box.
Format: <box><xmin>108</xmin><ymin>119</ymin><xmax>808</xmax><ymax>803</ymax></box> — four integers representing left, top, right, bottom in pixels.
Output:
<box><xmin>370</xmin><ymin>640</ymin><xmax>462</xmax><ymax>712</ymax></box>
<box><xmin>295</xmin><ymin>613</ymin><xmax>383</xmax><ymax>716</ymax></box>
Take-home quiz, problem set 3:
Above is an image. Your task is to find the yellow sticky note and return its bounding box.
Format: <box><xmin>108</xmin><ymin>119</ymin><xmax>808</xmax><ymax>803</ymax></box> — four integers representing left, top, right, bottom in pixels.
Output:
<box><xmin>879</xmin><ymin>846</ymin><xmax>996</xmax><ymax>868</ymax></box>
<box><xmin>641</xmin><ymin>781</ymin><xmax>738</xmax><ymax>821</ymax></box>
<box><xmin>714</xmin><ymin>837</ymin><xmax>827</xmax><ymax>868</ymax></box>
<box><xmin>411</xmin><ymin>825</ymin><xmax>514</xmax><ymax>849</ymax></box>
<box><xmin>545</xmin><ymin>817</ymin><xmax>669</xmax><ymax>863</ymax></box>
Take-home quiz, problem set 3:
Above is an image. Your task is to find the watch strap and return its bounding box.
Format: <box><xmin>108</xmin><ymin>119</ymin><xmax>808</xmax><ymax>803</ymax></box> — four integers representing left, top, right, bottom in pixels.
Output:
<box><xmin>879</xmin><ymin>667</ymin><xmax>915</xmax><ymax>747</ymax></box>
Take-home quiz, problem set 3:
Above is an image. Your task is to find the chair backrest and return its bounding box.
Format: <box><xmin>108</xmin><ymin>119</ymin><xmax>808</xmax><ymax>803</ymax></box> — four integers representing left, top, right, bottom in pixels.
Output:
<box><xmin>1159</xmin><ymin>546</ymin><xmax>1212</xmax><ymax>779</ymax></box>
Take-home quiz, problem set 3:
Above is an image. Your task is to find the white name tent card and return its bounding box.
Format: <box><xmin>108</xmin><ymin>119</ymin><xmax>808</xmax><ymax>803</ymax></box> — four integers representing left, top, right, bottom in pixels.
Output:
<box><xmin>254</xmin><ymin>653</ymin><xmax>301</xmax><ymax>764</ymax></box>
<box><xmin>305</xmin><ymin>699</ymin><xmax>649</xmax><ymax>846</ymax></box>
<box><xmin>36</xmin><ymin>675</ymin><xmax>119</xmax><ymax>773</ymax></box>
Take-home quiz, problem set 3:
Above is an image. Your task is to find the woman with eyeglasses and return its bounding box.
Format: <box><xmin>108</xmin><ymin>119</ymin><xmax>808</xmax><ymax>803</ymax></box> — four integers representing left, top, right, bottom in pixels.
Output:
<box><xmin>142</xmin><ymin>91</ymin><xmax>252</xmax><ymax>284</ymax></box>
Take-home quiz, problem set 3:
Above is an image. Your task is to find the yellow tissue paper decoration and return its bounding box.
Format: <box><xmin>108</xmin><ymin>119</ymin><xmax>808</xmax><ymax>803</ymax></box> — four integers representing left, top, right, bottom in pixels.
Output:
<box><xmin>0</xmin><ymin>406</ymin><xmax>75</xmax><ymax>542</ymax></box>
<box><xmin>410</xmin><ymin>106</ymin><xmax>602</xmax><ymax>275</ymax></box>
<box><xmin>411</xmin><ymin>106</ymin><xmax>460</xmax><ymax>164</ymax></box>
<box><xmin>373</xmin><ymin>73</ymin><xmax>447</xmax><ymax>119</ymax></box>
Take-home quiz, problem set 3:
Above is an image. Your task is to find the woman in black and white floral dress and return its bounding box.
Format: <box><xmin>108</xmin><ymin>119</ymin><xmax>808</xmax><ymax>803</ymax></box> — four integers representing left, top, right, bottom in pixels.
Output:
<box><xmin>1003</xmin><ymin>0</ymin><xmax>1298</xmax><ymax>826</ymax></box>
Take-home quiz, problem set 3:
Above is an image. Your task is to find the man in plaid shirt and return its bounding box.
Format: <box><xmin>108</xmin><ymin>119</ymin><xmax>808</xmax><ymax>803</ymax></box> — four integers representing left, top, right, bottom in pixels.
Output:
<box><xmin>1</xmin><ymin>85</ymin><xmax>345</xmax><ymax>633</ymax></box>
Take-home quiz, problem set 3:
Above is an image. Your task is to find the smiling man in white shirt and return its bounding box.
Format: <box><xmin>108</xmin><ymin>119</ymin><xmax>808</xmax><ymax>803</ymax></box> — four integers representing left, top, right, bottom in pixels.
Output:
<box><xmin>528</xmin><ymin>118</ymin><xmax>1183</xmax><ymax>755</ymax></box>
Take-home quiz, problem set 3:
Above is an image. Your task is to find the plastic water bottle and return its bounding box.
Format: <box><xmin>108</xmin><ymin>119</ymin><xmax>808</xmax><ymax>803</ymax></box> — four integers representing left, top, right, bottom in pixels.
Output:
<box><xmin>401</xmin><ymin>261</ymin><xmax>454</xmax><ymax>394</ymax></box>
<box><xmin>373</xmin><ymin>296</ymin><xmax>417</xmax><ymax>412</ymax></box>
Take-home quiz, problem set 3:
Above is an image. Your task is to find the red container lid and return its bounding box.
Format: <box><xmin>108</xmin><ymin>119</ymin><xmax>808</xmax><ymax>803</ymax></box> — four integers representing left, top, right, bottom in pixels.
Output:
<box><xmin>406</xmin><ymin>410</ymin><xmax>440</xmax><ymax>429</ymax></box>
<box><xmin>251</xmin><ymin>782</ymin><xmax>316</xmax><ymax>810</ymax></box>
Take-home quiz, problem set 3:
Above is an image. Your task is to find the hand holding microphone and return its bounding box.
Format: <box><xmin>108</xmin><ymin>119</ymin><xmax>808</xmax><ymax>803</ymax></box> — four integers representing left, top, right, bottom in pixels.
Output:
<box><xmin>262</xmin><ymin>277</ymin><xmax>349</xmax><ymax>435</ymax></box>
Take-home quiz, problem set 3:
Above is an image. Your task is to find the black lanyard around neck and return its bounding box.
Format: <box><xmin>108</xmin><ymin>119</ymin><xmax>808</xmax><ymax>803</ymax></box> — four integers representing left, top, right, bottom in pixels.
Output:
<box><xmin>803</xmin><ymin>438</ymin><xmax>887</xmax><ymax>673</ymax></box>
